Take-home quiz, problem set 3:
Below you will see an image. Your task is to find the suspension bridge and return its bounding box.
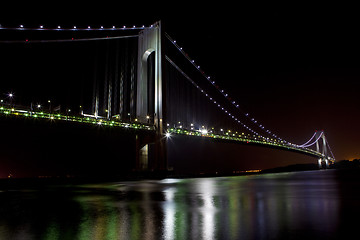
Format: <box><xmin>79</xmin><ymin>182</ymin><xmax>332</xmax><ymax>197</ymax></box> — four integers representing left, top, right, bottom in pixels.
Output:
<box><xmin>0</xmin><ymin>21</ymin><xmax>335</xmax><ymax>175</ymax></box>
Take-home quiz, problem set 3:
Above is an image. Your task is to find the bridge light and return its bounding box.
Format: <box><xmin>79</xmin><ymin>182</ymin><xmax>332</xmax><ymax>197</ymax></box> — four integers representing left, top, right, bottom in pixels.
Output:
<box><xmin>201</xmin><ymin>129</ymin><xmax>208</xmax><ymax>135</ymax></box>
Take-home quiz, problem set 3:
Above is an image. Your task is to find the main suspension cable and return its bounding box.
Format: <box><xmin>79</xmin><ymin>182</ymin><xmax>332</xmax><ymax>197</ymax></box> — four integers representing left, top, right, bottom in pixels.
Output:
<box><xmin>0</xmin><ymin>34</ymin><xmax>139</xmax><ymax>44</ymax></box>
<box><xmin>165</xmin><ymin>32</ymin><xmax>288</xmax><ymax>143</ymax></box>
<box><xmin>166</xmin><ymin>55</ymin><xmax>268</xmax><ymax>140</ymax></box>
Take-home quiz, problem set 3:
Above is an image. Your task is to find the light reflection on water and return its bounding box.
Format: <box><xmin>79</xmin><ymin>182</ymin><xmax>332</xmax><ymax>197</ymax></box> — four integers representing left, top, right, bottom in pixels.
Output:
<box><xmin>0</xmin><ymin>170</ymin><xmax>347</xmax><ymax>239</ymax></box>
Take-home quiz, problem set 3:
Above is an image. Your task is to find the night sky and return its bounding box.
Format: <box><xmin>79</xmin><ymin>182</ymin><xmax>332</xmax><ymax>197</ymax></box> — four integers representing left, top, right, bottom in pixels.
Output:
<box><xmin>1</xmin><ymin>3</ymin><xmax>360</xmax><ymax>176</ymax></box>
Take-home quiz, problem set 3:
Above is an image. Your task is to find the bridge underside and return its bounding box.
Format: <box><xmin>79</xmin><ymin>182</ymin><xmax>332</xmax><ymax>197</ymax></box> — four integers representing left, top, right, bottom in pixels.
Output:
<box><xmin>0</xmin><ymin>115</ymin><xmax>155</xmax><ymax>178</ymax></box>
<box><xmin>167</xmin><ymin>135</ymin><xmax>324</xmax><ymax>175</ymax></box>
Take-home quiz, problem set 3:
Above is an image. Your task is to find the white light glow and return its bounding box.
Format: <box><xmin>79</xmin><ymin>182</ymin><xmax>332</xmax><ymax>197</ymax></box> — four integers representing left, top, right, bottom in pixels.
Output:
<box><xmin>201</xmin><ymin>129</ymin><xmax>208</xmax><ymax>135</ymax></box>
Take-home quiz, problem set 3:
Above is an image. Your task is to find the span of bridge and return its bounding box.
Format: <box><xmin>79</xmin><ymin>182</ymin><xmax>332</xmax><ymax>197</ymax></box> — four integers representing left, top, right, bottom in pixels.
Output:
<box><xmin>0</xmin><ymin>21</ymin><xmax>335</xmax><ymax>171</ymax></box>
<box><xmin>0</xmin><ymin>104</ymin><xmax>334</xmax><ymax>166</ymax></box>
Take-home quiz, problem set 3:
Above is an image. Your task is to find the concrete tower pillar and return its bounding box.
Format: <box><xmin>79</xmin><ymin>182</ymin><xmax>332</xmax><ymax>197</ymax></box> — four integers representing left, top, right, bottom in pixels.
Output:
<box><xmin>135</xmin><ymin>22</ymin><xmax>167</xmax><ymax>172</ymax></box>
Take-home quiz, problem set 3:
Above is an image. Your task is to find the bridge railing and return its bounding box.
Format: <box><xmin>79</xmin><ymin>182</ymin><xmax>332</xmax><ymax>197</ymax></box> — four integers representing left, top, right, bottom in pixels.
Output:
<box><xmin>0</xmin><ymin>105</ymin><xmax>155</xmax><ymax>131</ymax></box>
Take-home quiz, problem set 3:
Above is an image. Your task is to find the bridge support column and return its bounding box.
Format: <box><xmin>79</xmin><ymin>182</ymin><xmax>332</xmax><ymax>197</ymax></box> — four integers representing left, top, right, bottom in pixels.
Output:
<box><xmin>135</xmin><ymin>134</ymin><xmax>151</xmax><ymax>172</ymax></box>
<box><xmin>135</xmin><ymin>21</ymin><xmax>167</xmax><ymax>174</ymax></box>
<box><xmin>135</xmin><ymin>133</ymin><xmax>167</xmax><ymax>174</ymax></box>
<box><xmin>137</xmin><ymin>143</ymin><xmax>149</xmax><ymax>171</ymax></box>
<box><xmin>318</xmin><ymin>158</ymin><xmax>329</xmax><ymax>169</ymax></box>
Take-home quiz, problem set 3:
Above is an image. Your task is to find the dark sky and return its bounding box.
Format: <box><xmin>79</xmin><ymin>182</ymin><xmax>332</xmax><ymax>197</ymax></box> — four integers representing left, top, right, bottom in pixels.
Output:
<box><xmin>1</xmin><ymin>2</ymin><xmax>360</xmax><ymax>177</ymax></box>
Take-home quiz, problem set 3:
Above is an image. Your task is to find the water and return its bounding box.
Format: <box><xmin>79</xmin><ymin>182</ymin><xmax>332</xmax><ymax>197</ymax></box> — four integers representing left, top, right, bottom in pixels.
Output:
<box><xmin>0</xmin><ymin>169</ymin><xmax>359</xmax><ymax>240</ymax></box>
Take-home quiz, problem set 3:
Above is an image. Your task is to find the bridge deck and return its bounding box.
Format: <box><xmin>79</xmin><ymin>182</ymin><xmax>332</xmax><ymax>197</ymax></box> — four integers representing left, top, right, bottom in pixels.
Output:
<box><xmin>167</xmin><ymin>128</ymin><xmax>332</xmax><ymax>160</ymax></box>
<box><xmin>0</xmin><ymin>106</ymin><xmax>154</xmax><ymax>131</ymax></box>
<box><xmin>0</xmin><ymin>105</ymin><xmax>334</xmax><ymax>162</ymax></box>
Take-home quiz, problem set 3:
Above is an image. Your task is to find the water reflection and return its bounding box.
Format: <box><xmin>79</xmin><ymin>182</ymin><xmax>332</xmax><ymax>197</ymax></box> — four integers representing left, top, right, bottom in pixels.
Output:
<box><xmin>0</xmin><ymin>170</ymin><xmax>342</xmax><ymax>239</ymax></box>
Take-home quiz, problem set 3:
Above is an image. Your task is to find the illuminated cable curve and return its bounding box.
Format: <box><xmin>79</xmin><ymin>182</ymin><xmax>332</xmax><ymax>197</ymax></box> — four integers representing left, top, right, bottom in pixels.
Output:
<box><xmin>298</xmin><ymin>132</ymin><xmax>324</xmax><ymax>148</ymax></box>
<box><xmin>0</xmin><ymin>25</ymin><xmax>146</xmax><ymax>31</ymax></box>
<box><xmin>297</xmin><ymin>131</ymin><xmax>335</xmax><ymax>159</ymax></box>
<box><xmin>164</xmin><ymin>32</ymin><xmax>288</xmax><ymax>143</ymax></box>
<box><xmin>326</xmin><ymin>140</ymin><xmax>336</xmax><ymax>159</ymax></box>
<box><xmin>166</xmin><ymin>55</ymin><xmax>270</xmax><ymax>141</ymax></box>
<box><xmin>297</xmin><ymin>131</ymin><xmax>317</xmax><ymax>147</ymax></box>
<box><xmin>0</xmin><ymin>23</ymin><xmax>145</xmax><ymax>43</ymax></box>
<box><xmin>0</xmin><ymin>35</ymin><xmax>139</xmax><ymax>44</ymax></box>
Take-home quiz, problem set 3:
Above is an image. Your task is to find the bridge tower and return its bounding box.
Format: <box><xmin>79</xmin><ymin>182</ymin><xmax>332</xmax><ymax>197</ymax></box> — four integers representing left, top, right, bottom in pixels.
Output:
<box><xmin>316</xmin><ymin>132</ymin><xmax>331</xmax><ymax>169</ymax></box>
<box><xmin>135</xmin><ymin>21</ymin><xmax>167</xmax><ymax>173</ymax></box>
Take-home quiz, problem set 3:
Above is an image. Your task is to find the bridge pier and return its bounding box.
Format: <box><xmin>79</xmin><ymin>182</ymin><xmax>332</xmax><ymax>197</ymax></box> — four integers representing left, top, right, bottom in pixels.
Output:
<box><xmin>135</xmin><ymin>133</ymin><xmax>167</xmax><ymax>174</ymax></box>
<box><xmin>318</xmin><ymin>158</ymin><xmax>329</xmax><ymax>169</ymax></box>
